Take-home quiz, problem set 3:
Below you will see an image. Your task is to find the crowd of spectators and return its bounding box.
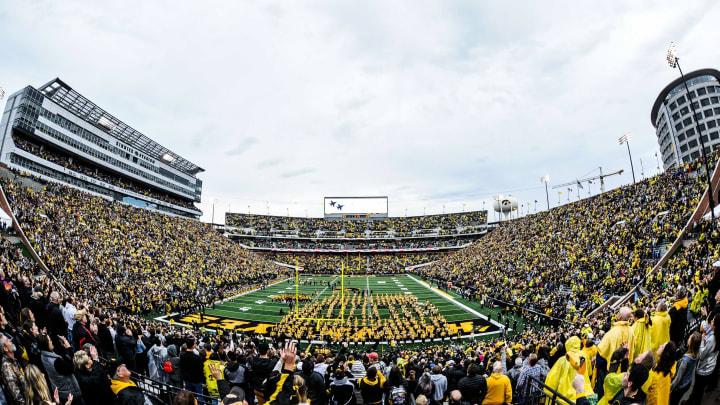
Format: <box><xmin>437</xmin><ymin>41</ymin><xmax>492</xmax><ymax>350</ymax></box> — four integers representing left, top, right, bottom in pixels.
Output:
<box><xmin>1</xmin><ymin>150</ymin><xmax>720</xmax><ymax>404</ymax></box>
<box><xmin>418</xmin><ymin>158</ymin><xmax>709</xmax><ymax>322</ymax></box>
<box><xmin>3</xmin><ymin>177</ymin><xmax>290</xmax><ymax>314</ymax></box>
<box><xmin>13</xmin><ymin>135</ymin><xmax>199</xmax><ymax>211</ymax></box>
<box><xmin>242</xmin><ymin>237</ymin><xmax>474</xmax><ymax>251</ymax></box>
<box><xmin>268</xmin><ymin>253</ymin><xmax>448</xmax><ymax>274</ymax></box>
<box><xmin>226</xmin><ymin>211</ymin><xmax>487</xmax><ymax>238</ymax></box>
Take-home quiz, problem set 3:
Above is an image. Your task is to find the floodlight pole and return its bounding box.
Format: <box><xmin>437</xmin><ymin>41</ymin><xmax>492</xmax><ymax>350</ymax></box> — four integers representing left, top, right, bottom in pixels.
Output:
<box><xmin>619</xmin><ymin>134</ymin><xmax>636</xmax><ymax>184</ymax></box>
<box><xmin>674</xmin><ymin>58</ymin><xmax>715</xmax><ymax>219</ymax></box>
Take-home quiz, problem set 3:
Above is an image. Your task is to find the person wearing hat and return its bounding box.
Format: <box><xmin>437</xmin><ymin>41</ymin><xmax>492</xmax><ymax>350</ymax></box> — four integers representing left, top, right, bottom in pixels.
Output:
<box><xmin>222</xmin><ymin>386</ymin><xmax>248</xmax><ymax>405</ymax></box>
<box><xmin>71</xmin><ymin>309</ymin><xmax>96</xmax><ymax>350</ymax></box>
<box><xmin>109</xmin><ymin>360</ymin><xmax>151</xmax><ymax>405</ymax></box>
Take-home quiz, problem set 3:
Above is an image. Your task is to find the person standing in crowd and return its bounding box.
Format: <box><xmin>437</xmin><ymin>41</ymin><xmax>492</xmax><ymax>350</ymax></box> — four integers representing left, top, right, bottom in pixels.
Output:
<box><xmin>109</xmin><ymin>361</ymin><xmax>153</xmax><ymax>405</ymax></box>
<box><xmin>180</xmin><ymin>336</ymin><xmax>205</xmax><ymax>396</ymax></box>
<box><xmin>62</xmin><ymin>297</ymin><xmax>76</xmax><ymax>344</ymax></box>
<box><xmin>650</xmin><ymin>301</ymin><xmax>671</xmax><ymax>357</ymax></box>
<box><xmin>429</xmin><ymin>365</ymin><xmax>446</xmax><ymax>405</ymax></box>
<box><xmin>166</xmin><ymin>344</ymin><xmax>184</xmax><ymax>389</ymax></box>
<box><xmin>38</xmin><ymin>333</ymin><xmax>82</xmax><ymax>404</ymax></box>
<box><xmin>688</xmin><ymin>314</ymin><xmax>720</xmax><ymax>404</ymax></box>
<box><xmin>646</xmin><ymin>341</ymin><xmax>676</xmax><ymax>405</ymax></box>
<box><xmin>1</xmin><ymin>333</ymin><xmax>25</xmax><ymax>405</ymax></box>
<box><xmin>360</xmin><ymin>365</ymin><xmax>385</xmax><ymax>405</ymax></box>
<box><xmin>483</xmin><ymin>361</ymin><xmax>511</xmax><ymax>405</ymax></box>
<box><xmin>668</xmin><ymin>289</ymin><xmax>688</xmax><ymax>347</ymax></box>
<box><xmin>46</xmin><ymin>292</ymin><xmax>67</xmax><ymax>352</ymax></box>
<box><xmin>249</xmin><ymin>342</ymin><xmax>276</xmax><ymax>405</ymax></box>
<box><xmin>73</xmin><ymin>347</ymin><xmax>113</xmax><ymax>405</ymax></box>
<box><xmin>71</xmin><ymin>310</ymin><xmax>95</xmax><ymax>350</ymax></box>
<box><xmin>115</xmin><ymin>325</ymin><xmax>137</xmax><ymax>372</ymax></box>
<box><xmin>296</xmin><ymin>358</ymin><xmax>326</xmax><ymax>405</ymax></box>
<box><xmin>670</xmin><ymin>332</ymin><xmax>701</xmax><ymax>405</ymax></box>
<box><xmin>596</xmin><ymin>306</ymin><xmax>634</xmax><ymax>398</ymax></box>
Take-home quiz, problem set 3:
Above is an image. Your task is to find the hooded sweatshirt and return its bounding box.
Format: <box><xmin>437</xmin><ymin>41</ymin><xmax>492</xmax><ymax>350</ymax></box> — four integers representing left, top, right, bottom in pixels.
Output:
<box><xmin>429</xmin><ymin>372</ymin><xmax>447</xmax><ymax>401</ymax></box>
<box><xmin>330</xmin><ymin>376</ymin><xmax>356</xmax><ymax>405</ymax></box>
<box><xmin>359</xmin><ymin>375</ymin><xmax>385</xmax><ymax>405</ymax></box>
<box><xmin>483</xmin><ymin>373</ymin><xmax>512</xmax><ymax>405</ymax></box>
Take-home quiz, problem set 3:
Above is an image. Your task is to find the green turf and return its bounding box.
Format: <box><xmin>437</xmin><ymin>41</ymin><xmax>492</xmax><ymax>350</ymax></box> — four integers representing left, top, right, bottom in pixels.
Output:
<box><xmin>207</xmin><ymin>275</ymin><xmax>478</xmax><ymax>324</ymax></box>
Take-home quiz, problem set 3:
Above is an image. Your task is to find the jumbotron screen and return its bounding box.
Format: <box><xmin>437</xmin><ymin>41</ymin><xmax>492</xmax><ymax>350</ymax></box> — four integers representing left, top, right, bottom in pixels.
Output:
<box><xmin>324</xmin><ymin>196</ymin><xmax>388</xmax><ymax>219</ymax></box>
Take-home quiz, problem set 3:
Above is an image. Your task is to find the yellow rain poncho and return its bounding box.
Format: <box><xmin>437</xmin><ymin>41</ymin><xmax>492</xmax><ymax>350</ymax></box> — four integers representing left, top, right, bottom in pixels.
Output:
<box><xmin>632</xmin><ymin>316</ymin><xmax>652</xmax><ymax>362</ymax></box>
<box><xmin>650</xmin><ymin>311</ymin><xmax>671</xmax><ymax>356</ymax></box>
<box><xmin>544</xmin><ymin>336</ymin><xmax>587</xmax><ymax>402</ymax></box>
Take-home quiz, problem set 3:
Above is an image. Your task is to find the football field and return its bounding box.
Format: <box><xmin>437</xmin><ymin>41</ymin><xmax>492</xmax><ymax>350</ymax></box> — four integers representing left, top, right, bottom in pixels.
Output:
<box><xmin>160</xmin><ymin>274</ymin><xmax>505</xmax><ymax>342</ymax></box>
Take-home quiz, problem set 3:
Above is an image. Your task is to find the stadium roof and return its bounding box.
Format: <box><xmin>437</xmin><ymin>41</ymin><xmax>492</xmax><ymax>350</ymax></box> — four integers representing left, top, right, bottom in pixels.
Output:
<box><xmin>650</xmin><ymin>68</ymin><xmax>720</xmax><ymax>128</ymax></box>
<box><xmin>37</xmin><ymin>78</ymin><xmax>204</xmax><ymax>176</ymax></box>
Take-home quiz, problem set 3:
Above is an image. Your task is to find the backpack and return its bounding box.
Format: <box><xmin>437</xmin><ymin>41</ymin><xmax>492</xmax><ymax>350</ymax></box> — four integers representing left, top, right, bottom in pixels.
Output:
<box><xmin>163</xmin><ymin>360</ymin><xmax>174</xmax><ymax>373</ymax></box>
<box><xmin>389</xmin><ymin>385</ymin><xmax>407</xmax><ymax>405</ymax></box>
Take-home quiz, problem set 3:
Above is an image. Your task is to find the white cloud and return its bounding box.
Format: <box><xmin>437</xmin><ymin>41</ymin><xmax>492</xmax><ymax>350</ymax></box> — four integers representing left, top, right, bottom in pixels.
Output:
<box><xmin>0</xmin><ymin>0</ymin><xmax>718</xmax><ymax>222</ymax></box>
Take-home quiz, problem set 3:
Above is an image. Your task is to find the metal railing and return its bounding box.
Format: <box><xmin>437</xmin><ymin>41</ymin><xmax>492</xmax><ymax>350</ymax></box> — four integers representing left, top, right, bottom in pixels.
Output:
<box><xmin>522</xmin><ymin>374</ymin><xmax>576</xmax><ymax>405</ymax></box>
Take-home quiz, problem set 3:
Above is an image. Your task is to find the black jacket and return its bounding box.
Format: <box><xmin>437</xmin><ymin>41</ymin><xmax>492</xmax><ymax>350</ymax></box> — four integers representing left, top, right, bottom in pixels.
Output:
<box><xmin>445</xmin><ymin>365</ymin><xmax>466</xmax><ymax>391</ymax></box>
<box><xmin>115</xmin><ymin>334</ymin><xmax>137</xmax><ymax>368</ymax></box>
<box><xmin>72</xmin><ymin>321</ymin><xmax>97</xmax><ymax>350</ymax></box>
<box><xmin>458</xmin><ymin>375</ymin><xmax>487</xmax><ymax>405</ymax></box>
<box><xmin>669</xmin><ymin>301</ymin><xmax>688</xmax><ymax>345</ymax></box>
<box><xmin>75</xmin><ymin>362</ymin><xmax>114</xmax><ymax>405</ymax></box>
<box><xmin>46</xmin><ymin>301</ymin><xmax>66</xmax><ymax>340</ymax></box>
<box><xmin>97</xmin><ymin>323</ymin><xmax>115</xmax><ymax>355</ymax></box>
<box><xmin>296</xmin><ymin>369</ymin><xmax>327</xmax><ymax>405</ymax></box>
<box><xmin>179</xmin><ymin>350</ymin><xmax>205</xmax><ymax>384</ymax></box>
<box><xmin>114</xmin><ymin>383</ymin><xmax>147</xmax><ymax>405</ymax></box>
<box><xmin>359</xmin><ymin>376</ymin><xmax>385</xmax><ymax>405</ymax></box>
<box><xmin>249</xmin><ymin>356</ymin><xmax>276</xmax><ymax>389</ymax></box>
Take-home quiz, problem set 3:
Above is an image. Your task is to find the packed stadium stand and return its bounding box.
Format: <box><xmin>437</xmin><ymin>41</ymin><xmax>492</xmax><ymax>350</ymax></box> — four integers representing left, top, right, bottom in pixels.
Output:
<box><xmin>1</xmin><ymin>86</ymin><xmax>720</xmax><ymax>402</ymax></box>
<box><xmin>0</xmin><ymin>78</ymin><xmax>204</xmax><ymax>219</ymax></box>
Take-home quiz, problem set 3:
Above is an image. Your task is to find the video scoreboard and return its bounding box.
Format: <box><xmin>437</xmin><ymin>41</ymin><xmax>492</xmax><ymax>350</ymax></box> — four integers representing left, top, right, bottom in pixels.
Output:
<box><xmin>324</xmin><ymin>196</ymin><xmax>388</xmax><ymax>220</ymax></box>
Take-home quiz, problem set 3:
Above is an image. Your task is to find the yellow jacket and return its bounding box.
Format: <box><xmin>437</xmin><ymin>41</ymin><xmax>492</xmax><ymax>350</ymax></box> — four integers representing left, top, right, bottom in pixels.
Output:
<box><xmin>632</xmin><ymin>318</ymin><xmax>652</xmax><ymax>362</ymax></box>
<box><xmin>598</xmin><ymin>321</ymin><xmax>634</xmax><ymax>368</ymax></box>
<box><xmin>650</xmin><ymin>311</ymin><xmax>671</xmax><ymax>356</ymax></box>
<box><xmin>646</xmin><ymin>365</ymin><xmax>675</xmax><ymax>405</ymax></box>
<box><xmin>483</xmin><ymin>373</ymin><xmax>512</xmax><ymax>405</ymax></box>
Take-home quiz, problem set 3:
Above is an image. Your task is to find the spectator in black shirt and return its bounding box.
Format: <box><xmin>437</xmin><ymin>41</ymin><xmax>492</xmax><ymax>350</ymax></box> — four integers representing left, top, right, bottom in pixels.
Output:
<box><xmin>180</xmin><ymin>336</ymin><xmax>205</xmax><ymax>396</ymax></box>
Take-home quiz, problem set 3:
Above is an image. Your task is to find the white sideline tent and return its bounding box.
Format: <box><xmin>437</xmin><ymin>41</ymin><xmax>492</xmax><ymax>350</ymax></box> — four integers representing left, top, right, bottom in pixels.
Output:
<box><xmin>0</xmin><ymin>207</ymin><xmax>11</xmax><ymax>230</ymax></box>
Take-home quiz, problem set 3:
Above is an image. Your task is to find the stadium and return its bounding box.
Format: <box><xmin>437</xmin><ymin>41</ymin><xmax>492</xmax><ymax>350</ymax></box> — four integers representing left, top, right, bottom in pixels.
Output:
<box><xmin>1</xmin><ymin>3</ymin><xmax>720</xmax><ymax>405</ymax></box>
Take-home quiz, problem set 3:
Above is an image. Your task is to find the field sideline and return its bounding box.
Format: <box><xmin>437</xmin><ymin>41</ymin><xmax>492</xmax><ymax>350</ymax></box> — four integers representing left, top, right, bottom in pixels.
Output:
<box><xmin>158</xmin><ymin>275</ymin><xmax>512</xmax><ymax>342</ymax></box>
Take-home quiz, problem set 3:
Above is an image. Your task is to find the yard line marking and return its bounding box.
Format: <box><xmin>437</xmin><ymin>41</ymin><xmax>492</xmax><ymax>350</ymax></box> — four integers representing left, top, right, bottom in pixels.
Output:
<box><xmin>405</xmin><ymin>274</ymin><xmax>503</xmax><ymax>329</ymax></box>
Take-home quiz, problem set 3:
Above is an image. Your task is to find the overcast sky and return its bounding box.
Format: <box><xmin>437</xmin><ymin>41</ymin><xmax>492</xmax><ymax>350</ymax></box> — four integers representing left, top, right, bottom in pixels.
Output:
<box><xmin>1</xmin><ymin>1</ymin><xmax>719</xmax><ymax>222</ymax></box>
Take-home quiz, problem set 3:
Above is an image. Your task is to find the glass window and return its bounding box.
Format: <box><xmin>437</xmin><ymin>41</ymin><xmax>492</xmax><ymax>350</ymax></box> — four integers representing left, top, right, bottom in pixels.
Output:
<box><xmin>680</xmin><ymin>144</ymin><xmax>688</xmax><ymax>152</ymax></box>
<box><xmin>683</xmin><ymin>155</ymin><xmax>691</xmax><ymax>163</ymax></box>
<box><xmin>689</xmin><ymin>139</ymin><xmax>698</xmax><ymax>148</ymax></box>
<box><xmin>702</xmin><ymin>98</ymin><xmax>710</xmax><ymax>106</ymax></box>
<box><xmin>712</xmin><ymin>96</ymin><xmax>719</xmax><ymax>103</ymax></box>
<box><xmin>678</xmin><ymin>133</ymin><xmax>686</xmax><ymax>141</ymax></box>
<box><xmin>681</xmin><ymin>107</ymin><xmax>689</xmax><ymax>115</ymax></box>
<box><xmin>707</xmin><ymin>109</ymin><xmax>715</xmax><ymax>118</ymax></box>
<box><xmin>700</xmin><ymin>124</ymin><xmax>706</xmax><ymax>131</ymax></box>
<box><xmin>684</xmin><ymin>117</ymin><xmax>693</xmax><ymax>126</ymax></box>
<box><xmin>702</xmin><ymin>135</ymin><xmax>709</xmax><ymax>143</ymax></box>
<box><xmin>716</xmin><ymin>108</ymin><xmax>720</xmax><ymax>114</ymax></box>
<box><xmin>670</xmin><ymin>102</ymin><xmax>678</xmax><ymax>110</ymax></box>
<box><xmin>709</xmin><ymin>86</ymin><xmax>716</xmax><ymax>93</ymax></box>
<box><xmin>676</xmin><ymin>123</ymin><xmax>683</xmax><ymax>131</ymax></box>
<box><xmin>697</xmin><ymin>113</ymin><xmax>704</xmax><ymax>121</ymax></box>
<box><xmin>691</xmin><ymin>151</ymin><xmax>700</xmax><ymax>159</ymax></box>
<box><xmin>677</xmin><ymin>95</ymin><xmax>686</xmax><ymax>104</ymax></box>
<box><xmin>709</xmin><ymin>121</ymin><xmax>717</xmax><ymax>129</ymax></box>
<box><xmin>711</xmin><ymin>131</ymin><xmax>719</xmax><ymax>140</ymax></box>
<box><xmin>686</xmin><ymin>128</ymin><xmax>696</xmax><ymax>136</ymax></box>
<box><xmin>693</xmin><ymin>102</ymin><xmax>699</xmax><ymax>109</ymax></box>
<box><xmin>689</xmin><ymin>91</ymin><xmax>697</xmax><ymax>98</ymax></box>
<box><xmin>672</xmin><ymin>112</ymin><xmax>681</xmax><ymax>121</ymax></box>
<box><xmin>698</xmin><ymin>88</ymin><xmax>707</xmax><ymax>96</ymax></box>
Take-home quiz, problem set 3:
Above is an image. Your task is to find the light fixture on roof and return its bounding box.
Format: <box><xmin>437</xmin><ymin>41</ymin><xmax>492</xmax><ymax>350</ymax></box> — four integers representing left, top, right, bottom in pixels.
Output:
<box><xmin>618</xmin><ymin>133</ymin><xmax>636</xmax><ymax>184</ymax></box>
<box><xmin>667</xmin><ymin>42</ymin><xmax>678</xmax><ymax>68</ymax></box>
<box><xmin>540</xmin><ymin>175</ymin><xmax>550</xmax><ymax>211</ymax></box>
<box><xmin>0</xmin><ymin>87</ymin><xmax>5</xmax><ymax>101</ymax></box>
<box><xmin>162</xmin><ymin>153</ymin><xmax>176</xmax><ymax>163</ymax></box>
<box><xmin>97</xmin><ymin>116</ymin><xmax>117</xmax><ymax>131</ymax></box>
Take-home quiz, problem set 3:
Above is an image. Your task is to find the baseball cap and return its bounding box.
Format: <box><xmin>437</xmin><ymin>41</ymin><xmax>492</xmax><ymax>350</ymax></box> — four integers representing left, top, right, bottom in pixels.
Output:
<box><xmin>222</xmin><ymin>386</ymin><xmax>246</xmax><ymax>405</ymax></box>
